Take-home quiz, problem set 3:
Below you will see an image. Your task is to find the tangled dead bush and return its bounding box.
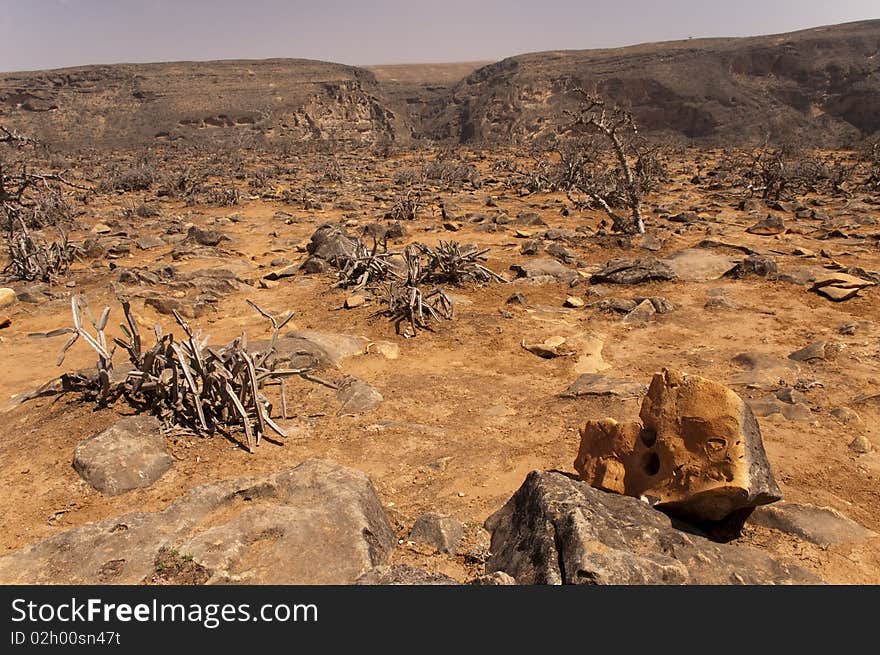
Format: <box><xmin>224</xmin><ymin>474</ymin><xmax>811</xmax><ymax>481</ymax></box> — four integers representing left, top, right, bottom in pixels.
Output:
<box><xmin>4</xmin><ymin>216</ymin><xmax>82</xmax><ymax>283</ymax></box>
<box><xmin>38</xmin><ymin>297</ymin><xmax>304</xmax><ymax>452</ymax></box>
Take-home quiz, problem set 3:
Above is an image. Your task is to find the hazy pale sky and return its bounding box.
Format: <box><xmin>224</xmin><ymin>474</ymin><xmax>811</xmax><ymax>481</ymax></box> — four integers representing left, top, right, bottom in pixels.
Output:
<box><xmin>0</xmin><ymin>0</ymin><xmax>877</xmax><ymax>72</ymax></box>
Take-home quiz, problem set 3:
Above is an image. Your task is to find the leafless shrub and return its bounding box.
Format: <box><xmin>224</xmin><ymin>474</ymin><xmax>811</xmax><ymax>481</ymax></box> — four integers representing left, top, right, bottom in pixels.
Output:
<box><xmin>372</xmin><ymin>246</ymin><xmax>454</xmax><ymax>336</ymax></box>
<box><xmin>39</xmin><ymin>297</ymin><xmax>303</xmax><ymax>452</ymax></box>
<box><xmin>423</xmin><ymin>155</ymin><xmax>481</xmax><ymax>188</ymax></box>
<box><xmin>100</xmin><ymin>165</ymin><xmax>155</xmax><ymax>192</ymax></box>
<box><xmin>157</xmin><ymin>167</ymin><xmax>204</xmax><ymax>199</ymax></box>
<box><xmin>332</xmin><ymin>237</ymin><xmax>400</xmax><ymax>291</ymax></box>
<box><xmin>4</xmin><ymin>216</ymin><xmax>83</xmax><ymax>283</ymax></box>
<box><xmin>386</xmin><ymin>188</ymin><xmax>422</xmax><ymax>220</ymax></box>
<box><xmin>393</xmin><ymin>166</ymin><xmax>426</xmax><ymax>187</ymax></box>
<box><xmin>416</xmin><ymin>241</ymin><xmax>505</xmax><ymax>285</ymax></box>
<box><xmin>202</xmin><ymin>186</ymin><xmax>240</xmax><ymax>206</ymax></box>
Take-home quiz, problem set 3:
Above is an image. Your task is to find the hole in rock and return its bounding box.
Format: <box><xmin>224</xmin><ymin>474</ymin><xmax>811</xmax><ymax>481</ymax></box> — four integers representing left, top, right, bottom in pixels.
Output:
<box><xmin>640</xmin><ymin>429</ymin><xmax>657</xmax><ymax>447</ymax></box>
<box><xmin>643</xmin><ymin>452</ymin><xmax>661</xmax><ymax>476</ymax></box>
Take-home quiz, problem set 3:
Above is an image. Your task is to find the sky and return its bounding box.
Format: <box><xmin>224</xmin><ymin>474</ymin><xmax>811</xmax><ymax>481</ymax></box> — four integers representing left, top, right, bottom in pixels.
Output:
<box><xmin>0</xmin><ymin>0</ymin><xmax>877</xmax><ymax>72</ymax></box>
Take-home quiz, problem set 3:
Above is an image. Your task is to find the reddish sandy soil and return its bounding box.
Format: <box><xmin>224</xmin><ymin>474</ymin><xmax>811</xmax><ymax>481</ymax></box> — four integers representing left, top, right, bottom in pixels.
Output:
<box><xmin>1</xmin><ymin>146</ymin><xmax>879</xmax><ymax>583</ymax></box>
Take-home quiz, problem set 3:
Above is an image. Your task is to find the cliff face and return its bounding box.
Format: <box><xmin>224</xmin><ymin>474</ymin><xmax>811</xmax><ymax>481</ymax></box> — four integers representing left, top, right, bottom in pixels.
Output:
<box><xmin>0</xmin><ymin>59</ymin><xmax>409</xmax><ymax>149</ymax></box>
<box><xmin>427</xmin><ymin>20</ymin><xmax>880</xmax><ymax>146</ymax></box>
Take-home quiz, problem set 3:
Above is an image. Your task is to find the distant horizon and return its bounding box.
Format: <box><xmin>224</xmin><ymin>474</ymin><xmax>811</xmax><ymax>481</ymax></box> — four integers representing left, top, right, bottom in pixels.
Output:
<box><xmin>1</xmin><ymin>18</ymin><xmax>876</xmax><ymax>75</ymax></box>
<box><xmin>0</xmin><ymin>1</ymin><xmax>877</xmax><ymax>74</ymax></box>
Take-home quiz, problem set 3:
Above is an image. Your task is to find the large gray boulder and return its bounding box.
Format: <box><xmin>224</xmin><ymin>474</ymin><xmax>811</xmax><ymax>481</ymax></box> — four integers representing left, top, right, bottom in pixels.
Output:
<box><xmin>0</xmin><ymin>459</ymin><xmax>395</xmax><ymax>584</ymax></box>
<box><xmin>484</xmin><ymin>470</ymin><xmax>820</xmax><ymax>585</ymax></box>
<box><xmin>72</xmin><ymin>416</ymin><xmax>173</xmax><ymax>496</ymax></box>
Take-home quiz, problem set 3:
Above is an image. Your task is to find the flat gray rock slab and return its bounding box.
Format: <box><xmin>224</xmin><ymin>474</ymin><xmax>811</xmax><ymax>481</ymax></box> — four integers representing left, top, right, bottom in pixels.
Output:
<box><xmin>72</xmin><ymin>416</ymin><xmax>173</xmax><ymax>496</ymax></box>
<box><xmin>0</xmin><ymin>459</ymin><xmax>395</xmax><ymax>584</ymax></box>
<box><xmin>561</xmin><ymin>374</ymin><xmax>647</xmax><ymax>399</ymax></box>
<box><xmin>662</xmin><ymin>249</ymin><xmax>738</xmax><ymax>282</ymax></box>
<box><xmin>485</xmin><ymin>470</ymin><xmax>820</xmax><ymax>585</ymax></box>
<box><xmin>750</xmin><ymin>502</ymin><xmax>878</xmax><ymax>547</ymax></box>
<box><xmin>510</xmin><ymin>258</ymin><xmax>578</xmax><ymax>283</ymax></box>
<box><xmin>284</xmin><ymin>330</ymin><xmax>368</xmax><ymax>366</ymax></box>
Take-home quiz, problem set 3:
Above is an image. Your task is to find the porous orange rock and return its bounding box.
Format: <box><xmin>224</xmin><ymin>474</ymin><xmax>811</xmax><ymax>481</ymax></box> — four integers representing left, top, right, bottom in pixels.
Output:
<box><xmin>574</xmin><ymin>368</ymin><xmax>781</xmax><ymax>522</ymax></box>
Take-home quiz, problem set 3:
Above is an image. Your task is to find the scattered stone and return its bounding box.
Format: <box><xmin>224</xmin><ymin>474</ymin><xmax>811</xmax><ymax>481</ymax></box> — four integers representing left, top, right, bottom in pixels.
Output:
<box><xmin>593</xmin><ymin>298</ymin><xmax>638</xmax><ymax>314</ymax></box>
<box><xmin>0</xmin><ymin>459</ymin><xmax>395</xmax><ymax>584</ymax></box>
<box><xmin>637</xmin><ymin>233</ymin><xmax>664</xmax><ymax>252</ymax></box>
<box><xmin>91</xmin><ymin>223</ymin><xmax>112</xmax><ymax>234</ymax></box>
<box><xmin>136</xmin><ymin>235</ymin><xmax>165</xmax><ymax>250</ymax></box>
<box><xmin>409</xmin><ymin>513</ymin><xmax>464</xmax><ymax>554</ymax></box>
<box><xmin>368</xmin><ymin>340</ymin><xmax>399</xmax><ymax>359</ymax></box>
<box><xmin>263</xmin><ymin>264</ymin><xmax>300</xmax><ymax>280</ymax></box>
<box><xmin>561</xmin><ymin>373</ymin><xmax>646</xmax><ymax>399</ymax></box>
<box><xmin>811</xmin><ymin>272</ymin><xmax>875</xmax><ymax>301</ymax></box>
<box><xmin>471</xmin><ymin>572</ymin><xmax>517</xmax><ymax>585</ymax></box>
<box><xmin>591</xmin><ymin>257</ymin><xmax>677</xmax><ymax>285</ymax></box>
<box><xmin>519</xmin><ymin>239</ymin><xmax>542</xmax><ymax>255</ymax></box>
<box><xmin>622</xmin><ymin>299</ymin><xmax>656</xmax><ymax>323</ymax></box>
<box><xmin>345</xmin><ymin>294</ymin><xmax>366</xmax><ymax>309</ymax></box>
<box><xmin>506</xmin><ymin>292</ymin><xmax>528</xmax><ymax>306</ymax></box>
<box><xmin>668</xmin><ymin>211</ymin><xmax>702</xmax><ymax>224</ymax></box>
<box><xmin>639</xmin><ymin>296</ymin><xmax>675</xmax><ymax>313</ymax></box>
<box><xmin>788</xmin><ymin>341</ymin><xmax>841</xmax><ymax>362</ymax></box>
<box><xmin>574</xmin><ymin>369</ymin><xmax>782</xmax><ymax>524</ymax></box>
<box><xmin>301</xmin><ymin>224</ymin><xmax>357</xmax><ymax>271</ymax></box>
<box><xmin>726</xmin><ymin>255</ymin><xmax>778</xmax><ymax>279</ymax></box>
<box><xmin>546</xmin><ymin>242</ymin><xmax>577</xmax><ymax>264</ymax></box>
<box><xmin>775</xmin><ymin>388</ymin><xmax>808</xmax><ymax>405</ymax></box>
<box><xmin>521</xmin><ymin>336</ymin><xmax>574</xmax><ymax>359</ymax></box>
<box><xmin>662</xmin><ymin>249</ymin><xmax>737</xmax><ymax>282</ymax></box>
<box><xmin>284</xmin><ymin>330</ymin><xmax>367</xmax><ymax>366</ymax></box>
<box><xmin>748</xmin><ymin>396</ymin><xmax>813</xmax><ymax>421</ymax></box>
<box><xmin>514</xmin><ymin>211</ymin><xmax>546</xmax><ymax>226</ymax></box>
<box><xmin>0</xmin><ymin>288</ymin><xmax>16</xmax><ymax>309</ymax></box>
<box><xmin>186</xmin><ymin>225</ymin><xmax>229</xmax><ymax>247</ymax></box>
<box><xmin>563</xmin><ymin>296</ymin><xmax>584</xmax><ymax>308</ymax></box>
<box><xmin>704</xmin><ymin>295</ymin><xmax>739</xmax><ymax>310</ymax></box>
<box><xmin>144</xmin><ymin>297</ymin><xmax>212</xmax><ymax>319</ymax></box>
<box><xmin>484</xmin><ymin>471</ymin><xmax>817</xmax><ymax>584</ymax></box>
<box><xmin>336</xmin><ymin>377</ymin><xmax>383</xmax><ymax>415</ymax></box>
<box><xmin>830</xmin><ymin>407</ymin><xmax>861</xmax><ymax>424</ymax></box>
<box><xmin>849</xmin><ymin>436</ymin><xmax>874</xmax><ymax>454</ymax></box>
<box><xmin>356</xmin><ymin>565</ymin><xmax>458</xmax><ymax>585</ymax></box>
<box><xmin>730</xmin><ymin>352</ymin><xmax>799</xmax><ymax>389</ymax></box>
<box><xmin>72</xmin><ymin>416</ymin><xmax>173</xmax><ymax>496</ymax></box>
<box><xmin>510</xmin><ymin>258</ymin><xmax>578</xmax><ymax>283</ymax></box>
<box><xmin>750</xmin><ymin>502</ymin><xmax>877</xmax><ymax>547</ymax></box>
<box><xmin>747</xmin><ymin>215</ymin><xmax>786</xmax><ymax>235</ymax></box>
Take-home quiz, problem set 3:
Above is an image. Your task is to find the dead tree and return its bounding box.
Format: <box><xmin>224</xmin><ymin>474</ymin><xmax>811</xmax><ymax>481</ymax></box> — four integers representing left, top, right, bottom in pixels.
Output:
<box><xmin>565</xmin><ymin>90</ymin><xmax>647</xmax><ymax>234</ymax></box>
<box><xmin>1</xmin><ymin>125</ymin><xmax>91</xmax><ymax>230</ymax></box>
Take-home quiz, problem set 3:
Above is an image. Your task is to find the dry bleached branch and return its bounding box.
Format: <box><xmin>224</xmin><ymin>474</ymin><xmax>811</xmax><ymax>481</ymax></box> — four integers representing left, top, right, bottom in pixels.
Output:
<box><xmin>34</xmin><ymin>297</ymin><xmax>309</xmax><ymax>453</ymax></box>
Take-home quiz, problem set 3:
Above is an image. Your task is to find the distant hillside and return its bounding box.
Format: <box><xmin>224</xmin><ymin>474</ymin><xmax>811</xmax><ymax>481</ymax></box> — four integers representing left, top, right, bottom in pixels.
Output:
<box><xmin>428</xmin><ymin>20</ymin><xmax>880</xmax><ymax>146</ymax></box>
<box><xmin>1</xmin><ymin>20</ymin><xmax>878</xmax><ymax>150</ymax></box>
<box><xmin>0</xmin><ymin>59</ymin><xmax>411</xmax><ymax>150</ymax></box>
